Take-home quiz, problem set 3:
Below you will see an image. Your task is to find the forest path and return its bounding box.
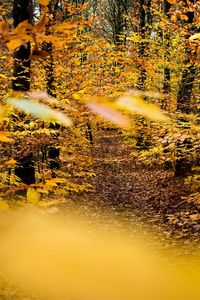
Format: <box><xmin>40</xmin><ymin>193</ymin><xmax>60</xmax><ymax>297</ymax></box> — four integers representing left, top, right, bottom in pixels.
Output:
<box><xmin>77</xmin><ymin>129</ymin><xmax>200</xmax><ymax>242</ymax></box>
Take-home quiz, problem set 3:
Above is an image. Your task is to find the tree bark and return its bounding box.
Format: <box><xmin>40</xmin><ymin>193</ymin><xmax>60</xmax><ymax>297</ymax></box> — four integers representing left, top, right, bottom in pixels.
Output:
<box><xmin>44</xmin><ymin>1</ymin><xmax>60</xmax><ymax>172</ymax></box>
<box><xmin>12</xmin><ymin>0</ymin><xmax>35</xmax><ymax>185</ymax></box>
<box><xmin>12</xmin><ymin>0</ymin><xmax>31</xmax><ymax>91</ymax></box>
<box><xmin>175</xmin><ymin>1</ymin><xmax>197</xmax><ymax>176</ymax></box>
<box><xmin>162</xmin><ymin>0</ymin><xmax>171</xmax><ymax>105</ymax></box>
<box><xmin>137</xmin><ymin>0</ymin><xmax>150</xmax><ymax>90</ymax></box>
<box><xmin>177</xmin><ymin>0</ymin><xmax>196</xmax><ymax>113</ymax></box>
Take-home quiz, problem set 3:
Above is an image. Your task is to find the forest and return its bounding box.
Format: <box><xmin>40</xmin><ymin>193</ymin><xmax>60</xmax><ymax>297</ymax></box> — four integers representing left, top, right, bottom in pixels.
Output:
<box><xmin>0</xmin><ymin>0</ymin><xmax>199</xmax><ymax>299</ymax></box>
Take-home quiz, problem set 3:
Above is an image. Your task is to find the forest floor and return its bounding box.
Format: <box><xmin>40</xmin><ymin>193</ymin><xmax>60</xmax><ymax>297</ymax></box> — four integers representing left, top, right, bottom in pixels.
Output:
<box><xmin>72</xmin><ymin>128</ymin><xmax>200</xmax><ymax>247</ymax></box>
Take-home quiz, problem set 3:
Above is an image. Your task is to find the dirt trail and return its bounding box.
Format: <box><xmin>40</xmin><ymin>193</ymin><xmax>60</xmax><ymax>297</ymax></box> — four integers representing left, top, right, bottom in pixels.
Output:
<box><xmin>78</xmin><ymin>129</ymin><xmax>200</xmax><ymax>242</ymax></box>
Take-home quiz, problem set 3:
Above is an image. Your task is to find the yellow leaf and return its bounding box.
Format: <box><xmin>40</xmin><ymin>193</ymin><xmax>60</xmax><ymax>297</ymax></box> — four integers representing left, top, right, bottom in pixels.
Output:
<box><xmin>189</xmin><ymin>33</ymin><xmax>200</xmax><ymax>41</ymax></box>
<box><xmin>0</xmin><ymin>74</ymin><xmax>7</xmax><ymax>79</ymax></box>
<box><xmin>73</xmin><ymin>93</ymin><xmax>81</xmax><ymax>100</ymax></box>
<box><xmin>116</xmin><ymin>95</ymin><xmax>169</xmax><ymax>122</ymax></box>
<box><xmin>5</xmin><ymin>159</ymin><xmax>17</xmax><ymax>166</ymax></box>
<box><xmin>43</xmin><ymin>170</ymin><xmax>52</xmax><ymax>180</ymax></box>
<box><xmin>27</xmin><ymin>188</ymin><xmax>40</xmax><ymax>205</ymax></box>
<box><xmin>38</xmin><ymin>0</ymin><xmax>50</xmax><ymax>5</ymax></box>
<box><xmin>171</xmin><ymin>15</ymin><xmax>177</xmax><ymax>23</ymax></box>
<box><xmin>54</xmin><ymin>22</ymin><xmax>77</xmax><ymax>33</ymax></box>
<box><xmin>181</xmin><ymin>14</ymin><xmax>188</xmax><ymax>21</ymax></box>
<box><xmin>0</xmin><ymin>200</ymin><xmax>9</xmax><ymax>211</ymax></box>
<box><xmin>0</xmin><ymin>105</ymin><xmax>5</xmax><ymax>119</ymax></box>
<box><xmin>45</xmin><ymin>178</ymin><xmax>67</xmax><ymax>187</ymax></box>
<box><xmin>0</xmin><ymin>132</ymin><xmax>14</xmax><ymax>143</ymax></box>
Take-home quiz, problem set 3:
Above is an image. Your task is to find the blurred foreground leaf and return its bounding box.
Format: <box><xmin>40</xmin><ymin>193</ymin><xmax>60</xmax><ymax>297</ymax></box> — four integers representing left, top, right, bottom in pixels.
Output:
<box><xmin>85</xmin><ymin>99</ymin><xmax>131</xmax><ymax>128</ymax></box>
<box><xmin>116</xmin><ymin>95</ymin><xmax>169</xmax><ymax>122</ymax></box>
<box><xmin>7</xmin><ymin>98</ymin><xmax>72</xmax><ymax>127</ymax></box>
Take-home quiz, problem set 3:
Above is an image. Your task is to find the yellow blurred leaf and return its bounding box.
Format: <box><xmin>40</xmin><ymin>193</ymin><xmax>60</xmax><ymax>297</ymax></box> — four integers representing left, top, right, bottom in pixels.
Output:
<box><xmin>43</xmin><ymin>170</ymin><xmax>52</xmax><ymax>180</ymax></box>
<box><xmin>54</xmin><ymin>22</ymin><xmax>77</xmax><ymax>33</ymax></box>
<box><xmin>27</xmin><ymin>188</ymin><xmax>40</xmax><ymax>205</ymax></box>
<box><xmin>0</xmin><ymin>132</ymin><xmax>14</xmax><ymax>143</ymax></box>
<box><xmin>45</xmin><ymin>178</ymin><xmax>67</xmax><ymax>187</ymax></box>
<box><xmin>0</xmin><ymin>200</ymin><xmax>9</xmax><ymax>211</ymax></box>
<box><xmin>0</xmin><ymin>105</ymin><xmax>5</xmax><ymax>121</ymax></box>
<box><xmin>189</xmin><ymin>33</ymin><xmax>200</xmax><ymax>41</ymax></box>
<box><xmin>0</xmin><ymin>74</ymin><xmax>7</xmax><ymax>79</ymax></box>
<box><xmin>116</xmin><ymin>95</ymin><xmax>169</xmax><ymax>122</ymax></box>
<box><xmin>171</xmin><ymin>15</ymin><xmax>177</xmax><ymax>23</ymax></box>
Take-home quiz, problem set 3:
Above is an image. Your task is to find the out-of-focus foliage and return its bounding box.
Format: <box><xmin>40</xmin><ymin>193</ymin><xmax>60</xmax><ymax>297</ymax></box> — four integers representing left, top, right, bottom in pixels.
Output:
<box><xmin>0</xmin><ymin>210</ymin><xmax>200</xmax><ymax>300</ymax></box>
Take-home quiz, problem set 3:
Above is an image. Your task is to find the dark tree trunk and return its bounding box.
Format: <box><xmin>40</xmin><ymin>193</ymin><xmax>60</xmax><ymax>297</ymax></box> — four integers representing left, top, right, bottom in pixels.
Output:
<box><xmin>12</xmin><ymin>0</ymin><xmax>35</xmax><ymax>185</ymax></box>
<box><xmin>175</xmin><ymin>0</ymin><xmax>197</xmax><ymax>177</ymax></box>
<box><xmin>12</xmin><ymin>0</ymin><xmax>31</xmax><ymax>91</ymax></box>
<box><xmin>137</xmin><ymin>0</ymin><xmax>148</xmax><ymax>90</ymax></box>
<box><xmin>174</xmin><ymin>1</ymin><xmax>198</xmax><ymax>177</ymax></box>
<box><xmin>44</xmin><ymin>2</ymin><xmax>60</xmax><ymax>172</ymax></box>
<box><xmin>177</xmin><ymin>64</ymin><xmax>196</xmax><ymax>113</ymax></box>
<box><xmin>177</xmin><ymin>0</ymin><xmax>196</xmax><ymax>113</ymax></box>
<box><xmin>162</xmin><ymin>0</ymin><xmax>171</xmax><ymax>107</ymax></box>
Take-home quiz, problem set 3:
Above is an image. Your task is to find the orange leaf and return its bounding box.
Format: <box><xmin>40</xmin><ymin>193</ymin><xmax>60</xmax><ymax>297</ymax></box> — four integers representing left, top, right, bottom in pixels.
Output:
<box><xmin>0</xmin><ymin>21</ymin><xmax>8</xmax><ymax>33</ymax></box>
<box><xmin>38</xmin><ymin>0</ymin><xmax>50</xmax><ymax>5</ymax></box>
<box><xmin>6</xmin><ymin>39</ymin><xmax>22</xmax><ymax>51</ymax></box>
<box><xmin>5</xmin><ymin>159</ymin><xmax>17</xmax><ymax>166</ymax></box>
<box><xmin>34</xmin><ymin>10</ymin><xmax>48</xmax><ymax>34</ymax></box>
<box><xmin>0</xmin><ymin>132</ymin><xmax>14</xmax><ymax>143</ymax></box>
<box><xmin>171</xmin><ymin>15</ymin><xmax>177</xmax><ymax>23</ymax></box>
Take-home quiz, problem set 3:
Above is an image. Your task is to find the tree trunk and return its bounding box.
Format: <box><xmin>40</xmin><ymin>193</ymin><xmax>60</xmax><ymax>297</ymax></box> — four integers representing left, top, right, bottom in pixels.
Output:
<box><xmin>177</xmin><ymin>0</ymin><xmax>196</xmax><ymax>113</ymax></box>
<box><xmin>44</xmin><ymin>2</ymin><xmax>60</xmax><ymax>172</ymax></box>
<box><xmin>175</xmin><ymin>0</ymin><xmax>197</xmax><ymax>177</ymax></box>
<box><xmin>162</xmin><ymin>0</ymin><xmax>171</xmax><ymax>108</ymax></box>
<box><xmin>12</xmin><ymin>0</ymin><xmax>35</xmax><ymax>185</ymax></box>
<box><xmin>137</xmin><ymin>0</ymin><xmax>148</xmax><ymax>90</ymax></box>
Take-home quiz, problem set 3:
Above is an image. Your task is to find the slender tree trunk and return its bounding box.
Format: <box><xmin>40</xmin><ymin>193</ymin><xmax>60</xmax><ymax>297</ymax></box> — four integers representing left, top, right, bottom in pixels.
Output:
<box><xmin>174</xmin><ymin>1</ymin><xmax>197</xmax><ymax>176</ymax></box>
<box><xmin>12</xmin><ymin>0</ymin><xmax>35</xmax><ymax>185</ymax></box>
<box><xmin>177</xmin><ymin>0</ymin><xmax>196</xmax><ymax>113</ymax></box>
<box><xmin>162</xmin><ymin>0</ymin><xmax>171</xmax><ymax>108</ymax></box>
<box><xmin>137</xmin><ymin>0</ymin><xmax>147</xmax><ymax>90</ymax></box>
<box><xmin>44</xmin><ymin>2</ymin><xmax>60</xmax><ymax>172</ymax></box>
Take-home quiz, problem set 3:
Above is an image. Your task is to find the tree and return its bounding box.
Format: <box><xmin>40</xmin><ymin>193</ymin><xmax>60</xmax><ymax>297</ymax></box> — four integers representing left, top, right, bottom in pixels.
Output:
<box><xmin>177</xmin><ymin>0</ymin><xmax>197</xmax><ymax>113</ymax></box>
<box><xmin>162</xmin><ymin>0</ymin><xmax>171</xmax><ymax>101</ymax></box>
<box><xmin>12</xmin><ymin>0</ymin><xmax>35</xmax><ymax>185</ymax></box>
